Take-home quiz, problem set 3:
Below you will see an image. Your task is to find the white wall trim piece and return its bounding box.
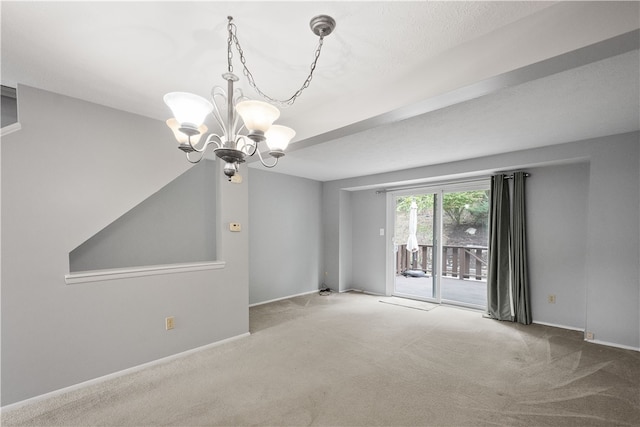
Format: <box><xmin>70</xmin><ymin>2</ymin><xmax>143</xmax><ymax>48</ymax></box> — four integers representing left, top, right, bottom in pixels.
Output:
<box><xmin>65</xmin><ymin>261</ymin><xmax>226</xmax><ymax>285</ymax></box>
<box><xmin>249</xmin><ymin>289</ymin><xmax>319</xmax><ymax>307</ymax></box>
<box><xmin>0</xmin><ymin>332</ymin><xmax>250</xmax><ymax>413</ymax></box>
<box><xmin>1</xmin><ymin>122</ymin><xmax>21</xmax><ymax>137</ymax></box>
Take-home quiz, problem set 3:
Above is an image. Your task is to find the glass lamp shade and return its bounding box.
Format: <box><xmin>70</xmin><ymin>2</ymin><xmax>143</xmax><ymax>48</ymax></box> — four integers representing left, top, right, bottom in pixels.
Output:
<box><xmin>236</xmin><ymin>100</ymin><xmax>280</xmax><ymax>133</ymax></box>
<box><xmin>163</xmin><ymin>92</ymin><xmax>213</xmax><ymax>127</ymax></box>
<box><xmin>265</xmin><ymin>125</ymin><xmax>295</xmax><ymax>152</ymax></box>
<box><xmin>166</xmin><ymin>118</ymin><xmax>207</xmax><ymax>144</ymax></box>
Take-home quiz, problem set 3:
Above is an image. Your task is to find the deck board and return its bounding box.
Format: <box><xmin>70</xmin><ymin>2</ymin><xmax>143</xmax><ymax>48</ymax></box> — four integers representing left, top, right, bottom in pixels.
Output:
<box><xmin>394</xmin><ymin>275</ymin><xmax>487</xmax><ymax>308</ymax></box>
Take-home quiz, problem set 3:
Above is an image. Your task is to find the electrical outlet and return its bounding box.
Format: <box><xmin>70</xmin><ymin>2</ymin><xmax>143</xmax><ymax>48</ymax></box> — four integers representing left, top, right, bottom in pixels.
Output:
<box><xmin>229</xmin><ymin>222</ymin><xmax>241</xmax><ymax>232</ymax></box>
<box><xmin>165</xmin><ymin>316</ymin><xmax>175</xmax><ymax>330</ymax></box>
<box><xmin>548</xmin><ymin>294</ymin><xmax>556</xmax><ymax>304</ymax></box>
<box><xmin>586</xmin><ymin>331</ymin><xmax>594</xmax><ymax>340</ymax></box>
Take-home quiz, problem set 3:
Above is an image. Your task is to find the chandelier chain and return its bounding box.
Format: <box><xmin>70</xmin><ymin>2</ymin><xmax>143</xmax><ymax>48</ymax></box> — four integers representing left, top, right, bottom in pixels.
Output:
<box><xmin>226</xmin><ymin>17</ymin><xmax>326</xmax><ymax>107</ymax></box>
<box><xmin>227</xmin><ymin>17</ymin><xmax>235</xmax><ymax>73</ymax></box>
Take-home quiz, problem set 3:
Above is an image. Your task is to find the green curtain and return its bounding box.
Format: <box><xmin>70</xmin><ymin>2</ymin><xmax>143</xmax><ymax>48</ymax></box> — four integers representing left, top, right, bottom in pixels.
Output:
<box><xmin>487</xmin><ymin>175</ymin><xmax>513</xmax><ymax>321</ymax></box>
<box><xmin>512</xmin><ymin>172</ymin><xmax>532</xmax><ymax>324</ymax></box>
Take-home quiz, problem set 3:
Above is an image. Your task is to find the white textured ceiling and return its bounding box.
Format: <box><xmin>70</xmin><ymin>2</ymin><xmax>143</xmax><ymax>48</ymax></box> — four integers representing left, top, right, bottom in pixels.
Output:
<box><xmin>280</xmin><ymin>50</ymin><xmax>640</xmax><ymax>181</ymax></box>
<box><xmin>2</xmin><ymin>1</ymin><xmax>639</xmax><ymax>181</ymax></box>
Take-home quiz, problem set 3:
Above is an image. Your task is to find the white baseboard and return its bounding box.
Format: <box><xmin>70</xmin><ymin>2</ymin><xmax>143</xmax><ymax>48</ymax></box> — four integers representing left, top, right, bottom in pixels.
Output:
<box><xmin>532</xmin><ymin>321</ymin><xmax>639</xmax><ymax>352</ymax></box>
<box><xmin>588</xmin><ymin>339</ymin><xmax>640</xmax><ymax>352</ymax></box>
<box><xmin>249</xmin><ymin>289</ymin><xmax>319</xmax><ymax>307</ymax></box>
<box><xmin>340</xmin><ymin>288</ymin><xmax>385</xmax><ymax>296</ymax></box>
<box><xmin>1</xmin><ymin>332</ymin><xmax>250</xmax><ymax>413</ymax></box>
<box><xmin>532</xmin><ymin>320</ymin><xmax>584</xmax><ymax>332</ymax></box>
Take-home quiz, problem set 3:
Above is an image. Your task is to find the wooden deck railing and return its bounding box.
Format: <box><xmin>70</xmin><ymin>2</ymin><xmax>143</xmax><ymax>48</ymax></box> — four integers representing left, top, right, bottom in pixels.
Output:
<box><xmin>396</xmin><ymin>244</ymin><xmax>488</xmax><ymax>280</ymax></box>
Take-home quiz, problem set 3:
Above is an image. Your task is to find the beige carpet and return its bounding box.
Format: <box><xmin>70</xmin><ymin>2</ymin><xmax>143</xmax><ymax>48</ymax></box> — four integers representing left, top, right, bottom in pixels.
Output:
<box><xmin>2</xmin><ymin>292</ymin><xmax>639</xmax><ymax>426</ymax></box>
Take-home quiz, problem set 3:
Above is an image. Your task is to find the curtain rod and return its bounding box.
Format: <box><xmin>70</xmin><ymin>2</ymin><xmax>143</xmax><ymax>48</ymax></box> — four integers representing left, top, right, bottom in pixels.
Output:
<box><xmin>503</xmin><ymin>172</ymin><xmax>531</xmax><ymax>179</ymax></box>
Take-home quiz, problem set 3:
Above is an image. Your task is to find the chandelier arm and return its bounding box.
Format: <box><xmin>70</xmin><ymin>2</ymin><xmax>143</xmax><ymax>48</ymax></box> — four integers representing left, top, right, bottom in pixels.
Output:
<box><xmin>228</xmin><ymin>17</ymin><xmax>329</xmax><ymax>107</ymax></box>
<box><xmin>185</xmin><ymin>150</ymin><xmax>206</xmax><ymax>164</ymax></box>
<box><xmin>186</xmin><ymin>134</ymin><xmax>207</xmax><ymax>153</ymax></box>
<box><xmin>256</xmin><ymin>146</ymin><xmax>278</xmax><ymax>168</ymax></box>
<box><xmin>237</xmin><ymin>135</ymin><xmax>257</xmax><ymax>157</ymax></box>
<box><xmin>204</xmin><ymin>133</ymin><xmax>223</xmax><ymax>149</ymax></box>
<box><xmin>186</xmin><ymin>133</ymin><xmax>222</xmax><ymax>153</ymax></box>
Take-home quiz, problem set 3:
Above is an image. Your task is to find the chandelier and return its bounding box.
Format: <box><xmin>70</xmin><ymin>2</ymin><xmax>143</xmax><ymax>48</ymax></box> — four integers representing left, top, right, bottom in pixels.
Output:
<box><xmin>163</xmin><ymin>15</ymin><xmax>336</xmax><ymax>179</ymax></box>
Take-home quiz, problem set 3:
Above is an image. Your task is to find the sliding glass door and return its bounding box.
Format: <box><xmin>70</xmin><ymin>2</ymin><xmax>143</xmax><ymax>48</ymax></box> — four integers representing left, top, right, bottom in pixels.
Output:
<box><xmin>390</xmin><ymin>182</ymin><xmax>489</xmax><ymax>309</ymax></box>
<box><xmin>393</xmin><ymin>192</ymin><xmax>437</xmax><ymax>300</ymax></box>
<box><xmin>440</xmin><ymin>188</ymin><xmax>489</xmax><ymax>308</ymax></box>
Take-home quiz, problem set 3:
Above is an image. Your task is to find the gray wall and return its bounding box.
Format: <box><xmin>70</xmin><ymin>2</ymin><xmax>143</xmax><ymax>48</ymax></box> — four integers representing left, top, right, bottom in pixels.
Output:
<box><xmin>584</xmin><ymin>136</ymin><xmax>639</xmax><ymax>347</ymax></box>
<box><xmin>338</xmin><ymin>190</ymin><xmax>353</xmax><ymax>293</ymax></box>
<box><xmin>324</xmin><ymin>132</ymin><xmax>639</xmax><ymax>349</ymax></box>
<box><xmin>1</xmin><ymin>85</ymin><xmax>249</xmax><ymax>406</ymax></box>
<box><xmin>248</xmin><ymin>168</ymin><xmax>322</xmax><ymax>305</ymax></box>
<box><xmin>527</xmin><ymin>162</ymin><xmax>589</xmax><ymax>329</ymax></box>
<box><xmin>321</xmin><ymin>184</ymin><xmax>341</xmax><ymax>291</ymax></box>
<box><xmin>349</xmin><ymin>189</ymin><xmax>387</xmax><ymax>293</ymax></box>
<box><xmin>70</xmin><ymin>160</ymin><xmax>217</xmax><ymax>272</ymax></box>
